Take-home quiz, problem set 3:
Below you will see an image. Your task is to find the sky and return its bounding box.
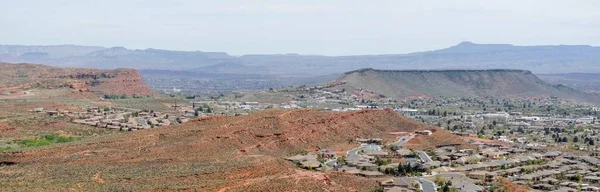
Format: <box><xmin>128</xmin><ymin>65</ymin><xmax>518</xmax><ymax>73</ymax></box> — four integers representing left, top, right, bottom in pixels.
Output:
<box><xmin>1</xmin><ymin>0</ymin><xmax>599</xmax><ymax>55</ymax></box>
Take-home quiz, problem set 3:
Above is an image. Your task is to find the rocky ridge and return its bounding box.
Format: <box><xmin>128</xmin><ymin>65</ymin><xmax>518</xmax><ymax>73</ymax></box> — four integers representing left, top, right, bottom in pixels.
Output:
<box><xmin>0</xmin><ymin>62</ymin><xmax>154</xmax><ymax>96</ymax></box>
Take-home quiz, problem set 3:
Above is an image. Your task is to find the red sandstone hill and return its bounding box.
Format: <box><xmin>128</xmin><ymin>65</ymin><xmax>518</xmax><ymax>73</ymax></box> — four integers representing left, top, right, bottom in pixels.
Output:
<box><xmin>1</xmin><ymin>109</ymin><xmax>469</xmax><ymax>191</ymax></box>
<box><xmin>0</xmin><ymin>62</ymin><xmax>154</xmax><ymax>96</ymax></box>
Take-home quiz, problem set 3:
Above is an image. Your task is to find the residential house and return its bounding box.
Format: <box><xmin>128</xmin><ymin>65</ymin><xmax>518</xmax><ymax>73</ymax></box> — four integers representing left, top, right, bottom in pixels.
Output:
<box><xmin>385</xmin><ymin>186</ymin><xmax>414</xmax><ymax>192</ymax></box>
<box><xmin>415</xmin><ymin>130</ymin><xmax>432</xmax><ymax>136</ymax></box>
<box><xmin>467</xmin><ymin>171</ymin><xmax>496</xmax><ymax>184</ymax></box>
<box><xmin>396</xmin><ymin>149</ymin><xmax>413</xmax><ymax>157</ymax></box>
<box><xmin>584</xmin><ymin>176</ymin><xmax>600</xmax><ymax>184</ymax></box>
<box><xmin>381</xmin><ymin>177</ymin><xmax>418</xmax><ymax>190</ymax></box>
<box><xmin>318</xmin><ymin>149</ymin><xmax>336</xmax><ymax>159</ymax></box>
<box><xmin>358</xmin><ymin>171</ymin><xmax>385</xmax><ymax>178</ymax></box>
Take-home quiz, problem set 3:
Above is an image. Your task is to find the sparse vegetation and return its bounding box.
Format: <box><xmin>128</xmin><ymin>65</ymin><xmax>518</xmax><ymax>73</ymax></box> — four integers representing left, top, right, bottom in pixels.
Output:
<box><xmin>18</xmin><ymin>134</ymin><xmax>79</xmax><ymax>148</ymax></box>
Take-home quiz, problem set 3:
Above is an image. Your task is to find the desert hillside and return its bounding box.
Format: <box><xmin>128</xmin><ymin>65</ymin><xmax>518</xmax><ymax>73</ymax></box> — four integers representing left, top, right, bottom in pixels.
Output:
<box><xmin>335</xmin><ymin>68</ymin><xmax>600</xmax><ymax>103</ymax></box>
<box><xmin>0</xmin><ymin>62</ymin><xmax>154</xmax><ymax>96</ymax></box>
<box><xmin>1</xmin><ymin>109</ymin><xmax>468</xmax><ymax>191</ymax></box>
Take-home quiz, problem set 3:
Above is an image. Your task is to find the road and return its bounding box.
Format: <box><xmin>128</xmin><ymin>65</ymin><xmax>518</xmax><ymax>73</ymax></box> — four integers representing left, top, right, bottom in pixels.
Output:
<box><xmin>417</xmin><ymin>151</ymin><xmax>433</xmax><ymax>162</ymax></box>
<box><xmin>347</xmin><ymin>144</ymin><xmax>381</xmax><ymax>159</ymax></box>
<box><xmin>347</xmin><ymin>146</ymin><xmax>363</xmax><ymax>159</ymax></box>
<box><xmin>418</xmin><ymin>178</ymin><xmax>437</xmax><ymax>192</ymax></box>
<box><xmin>391</xmin><ymin>135</ymin><xmax>413</xmax><ymax>147</ymax></box>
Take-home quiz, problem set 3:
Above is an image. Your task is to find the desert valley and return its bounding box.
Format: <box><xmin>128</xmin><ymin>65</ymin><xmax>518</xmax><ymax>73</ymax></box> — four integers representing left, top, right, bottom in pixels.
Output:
<box><xmin>1</xmin><ymin>2</ymin><xmax>600</xmax><ymax>191</ymax></box>
<box><xmin>2</xmin><ymin>54</ymin><xmax>600</xmax><ymax>192</ymax></box>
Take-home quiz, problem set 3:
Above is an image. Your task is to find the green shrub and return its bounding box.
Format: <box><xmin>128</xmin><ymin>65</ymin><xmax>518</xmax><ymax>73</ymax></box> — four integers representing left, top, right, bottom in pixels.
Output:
<box><xmin>44</xmin><ymin>134</ymin><xmax>57</xmax><ymax>141</ymax></box>
<box><xmin>18</xmin><ymin>134</ymin><xmax>79</xmax><ymax>148</ymax></box>
<box><xmin>0</xmin><ymin>146</ymin><xmax>13</xmax><ymax>151</ymax></box>
<box><xmin>56</xmin><ymin>136</ymin><xmax>77</xmax><ymax>143</ymax></box>
<box><xmin>19</xmin><ymin>139</ymin><xmax>52</xmax><ymax>147</ymax></box>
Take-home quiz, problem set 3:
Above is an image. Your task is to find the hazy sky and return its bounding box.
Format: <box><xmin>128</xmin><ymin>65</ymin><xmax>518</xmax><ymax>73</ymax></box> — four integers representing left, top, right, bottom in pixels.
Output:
<box><xmin>1</xmin><ymin>0</ymin><xmax>599</xmax><ymax>55</ymax></box>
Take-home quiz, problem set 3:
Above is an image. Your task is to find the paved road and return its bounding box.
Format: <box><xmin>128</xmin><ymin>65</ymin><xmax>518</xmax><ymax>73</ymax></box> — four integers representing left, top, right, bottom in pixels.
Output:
<box><xmin>391</xmin><ymin>135</ymin><xmax>412</xmax><ymax>147</ymax></box>
<box><xmin>347</xmin><ymin>146</ymin><xmax>363</xmax><ymax>159</ymax></box>
<box><xmin>419</xmin><ymin>178</ymin><xmax>437</xmax><ymax>192</ymax></box>
<box><xmin>347</xmin><ymin>144</ymin><xmax>381</xmax><ymax>159</ymax></box>
<box><xmin>417</xmin><ymin>151</ymin><xmax>433</xmax><ymax>162</ymax></box>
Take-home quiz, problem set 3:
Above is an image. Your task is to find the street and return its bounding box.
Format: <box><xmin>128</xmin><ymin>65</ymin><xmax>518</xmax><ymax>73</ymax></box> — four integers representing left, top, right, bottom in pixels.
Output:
<box><xmin>417</xmin><ymin>151</ymin><xmax>433</xmax><ymax>162</ymax></box>
<box><xmin>347</xmin><ymin>144</ymin><xmax>381</xmax><ymax>159</ymax></box>
<box><xmin>391</xmin><ymin>135</ymin><xmax>412</xmax><ymax>147</ymax></box>
<box><xmin>419</xmin><ymin>178</ymin><xmax>437</xmax><ymax>192</ymax></box>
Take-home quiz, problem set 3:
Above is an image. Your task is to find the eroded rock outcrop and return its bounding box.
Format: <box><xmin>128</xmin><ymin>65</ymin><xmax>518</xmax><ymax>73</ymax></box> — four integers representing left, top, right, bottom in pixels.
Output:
<box><xmin>0</xmin><ymin>62</ymin><xmax>154</xmax><ymax>96</ymax></box>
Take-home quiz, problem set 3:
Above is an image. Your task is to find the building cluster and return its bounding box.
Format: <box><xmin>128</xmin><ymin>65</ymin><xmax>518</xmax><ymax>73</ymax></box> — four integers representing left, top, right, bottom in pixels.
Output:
<box><xmin>34</xmin><ymin>106</ymin><xmax>192</xmax><ymax>131</ymax></box>
<box><xmin>285</xmin><ymin>126</ymin><xmax>600</xmax><ymax>192</ymax></box>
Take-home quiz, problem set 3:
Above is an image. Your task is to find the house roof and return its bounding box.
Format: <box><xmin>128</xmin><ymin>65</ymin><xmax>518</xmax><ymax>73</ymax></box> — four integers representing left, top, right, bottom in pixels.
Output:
<box><xmin>584</xmin><ymin>176</ymin><xmax>600</xmax><ymax>180</ymax></box>
<box><xmin>433</xmin><ymin>166</ymin><xmax>455</xmax><ymax>173</ymax></box>
<box><xmin>553</xmin><ymin>187</ymin><xmax>577</xmax><ymax>192</ymax></box>
<box><xmin>358</xmin><ymin>171</ymin><xmax>384</xmax><ymax>176</ymax></box>
<box><xmin>300</xmin><ymin>160</ymin><xmax>322</xmax><ymax>168</ymax></box>
<box><xmin>396</xmin><ymin>149</ymin><xmax>412</xmax><ymax>155</ymax></box>
<box><xmin>365</xmin><ymin>150</ymin><xmax>389</xmax><ymax>156</ymax></box>
<box><xmin>385</xmin><ymin>186</ymin><xmax>414</xmax><ymax>192</ymax></box>
<box><xmin>468</xmin><ymin>171</ymin><xmax>496</xmax><ymax>177</ymax></box>
<box><xmin>381</xmin><ymin>177</ymin><xmax>414</xmax><ymax>187</ymax></box>
<box><xmin>424</xmin><ymin>161</ymin><xmax>441</xmax><ymax>167</ymax></box>
<box><xmin>438</xmin><ymin>174</ymin><xmax>484</xmax><ymax>192</ymax></box>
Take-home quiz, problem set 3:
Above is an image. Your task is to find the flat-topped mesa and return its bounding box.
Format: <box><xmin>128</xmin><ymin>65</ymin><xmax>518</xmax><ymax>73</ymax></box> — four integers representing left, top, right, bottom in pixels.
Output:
<box><xmin>344</xmin><ymin>68</ymin><xmax>532</xmax><ymax>75</ymax></box>
<box><xmin>0</xmin><ymin>62</ymin><xmax>155</xmax><ymax>96</ymax></box>
<box><xmin>335</xmin><ymin>68</ymin><xmax>600</xmax><ymax>103</ymax></box>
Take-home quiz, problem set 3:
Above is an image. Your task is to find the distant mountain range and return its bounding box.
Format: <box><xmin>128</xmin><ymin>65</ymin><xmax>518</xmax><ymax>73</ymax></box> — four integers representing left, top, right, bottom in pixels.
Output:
<box><xmin>332</xmin><ymin>68</ymin><xmax>600</xmax><ymax>103</ymax></box>
<box><xmin>1</xmin><ymin>42</ymin><xmax>600</xmax><ymax>76</ymax></box>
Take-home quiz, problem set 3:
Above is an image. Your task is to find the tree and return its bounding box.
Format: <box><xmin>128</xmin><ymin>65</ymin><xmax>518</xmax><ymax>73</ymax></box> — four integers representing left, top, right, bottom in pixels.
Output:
<box><xmin>336</xmin><ymin>155</ymin><xmax>346</xmax><ymax>165</ymax></box>
<box><xmin>120</xmin><ymin>94</ymin><xmax>127</xmax><ymax>99</ymax></box>
<box><xmin>412</xmin><ymin>182</ymin><xmax>422</xmax><ymax>192</ymax></box>
<box><xmin>562</xmin><ymin>136</ymin><xmax>568</xmax><ymax>143</ymax></box>
<box><xmin>437</xmin><ymin>179</ymin><xmax>454</xmax><ymax>192</ymax></box>
<box><xmin>496</xmin><ymin>131</ymin><xmax>503</xmax><ymax>136</ymax></box>
<box><xmin>103</xmin><ymin>94</ymin><xmax>121</xmax><ymax>99</ymax></box>
<box><xmin>573</xmin><ymin>136</ymin><xmax>579</xmax><ymax>143</ymax></box>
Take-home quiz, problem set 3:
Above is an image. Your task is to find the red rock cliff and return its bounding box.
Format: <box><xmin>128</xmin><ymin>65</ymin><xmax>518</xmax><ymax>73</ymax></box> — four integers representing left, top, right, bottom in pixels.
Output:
<box><xmin>0</xmin><ymin>63</ymin><xmax>155</xmax><ymax>96</ymax></box>
<box><xmin>91</xmin><ymin>69</ymin><xmax>155</xmax><ymax>96</ymax></box>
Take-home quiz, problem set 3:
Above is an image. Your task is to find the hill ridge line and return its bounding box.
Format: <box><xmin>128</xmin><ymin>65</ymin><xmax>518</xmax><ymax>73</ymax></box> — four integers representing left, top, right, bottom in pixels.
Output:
<box><xmin>344</xmin><ymin>68</ymin><xmax>531</xmax><ymax>75</ymax></box>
